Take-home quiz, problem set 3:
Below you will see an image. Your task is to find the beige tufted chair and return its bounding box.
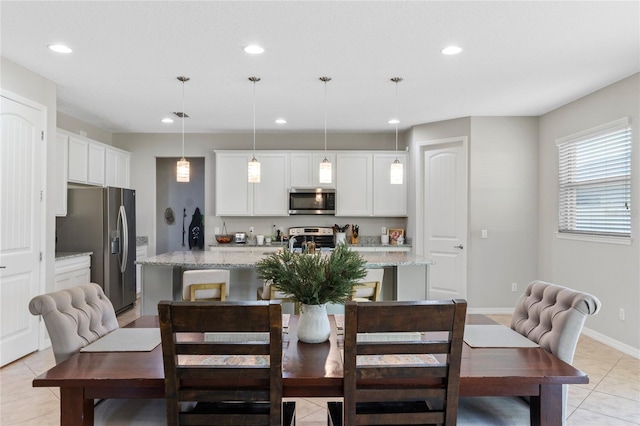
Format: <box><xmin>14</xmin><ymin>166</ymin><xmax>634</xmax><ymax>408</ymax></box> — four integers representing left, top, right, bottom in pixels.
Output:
<box><xmin>458</xmin><ymin>280</ymin><xmax>601</xmax><ymax>425</ymax></box>
<box><xmin>29</xmin><ymin>283</ymin><xmax>119</xmax><ymax>364</ymax></box>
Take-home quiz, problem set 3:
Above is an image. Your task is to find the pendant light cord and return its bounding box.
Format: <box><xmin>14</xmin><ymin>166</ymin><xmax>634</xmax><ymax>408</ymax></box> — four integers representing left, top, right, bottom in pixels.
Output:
<box><xmin>324</xmin><ymin>79</ymin><xmax>327</xmax><ymax>153</ymax></box>
<box><xmin>394</xmin><ymin>79</ymin><xmax>398</xmax><ymax>160</ymax></box>
<box><xmin>253</xmin><ymin>79</ymin><xmax>256</xmax><ymax>157</ymax></box>
<box><xmin>181</xmin><ymin>78</ymin><xmax>185</xmax><ymax>160</ymax></box>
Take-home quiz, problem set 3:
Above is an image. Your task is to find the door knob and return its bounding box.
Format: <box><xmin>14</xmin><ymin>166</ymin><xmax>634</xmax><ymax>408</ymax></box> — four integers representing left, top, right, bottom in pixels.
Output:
<box><xmin>454</xmin><ymin>244</ymin><xmax>464</xmax><ymax>249</ymax></box>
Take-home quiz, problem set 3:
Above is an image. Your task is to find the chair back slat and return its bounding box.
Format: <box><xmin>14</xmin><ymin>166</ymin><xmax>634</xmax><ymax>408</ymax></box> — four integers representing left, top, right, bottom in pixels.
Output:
<box><xmin>159</xmin><ymin>300</ymin><xmax>285</xmax><ymax>425</ymax></box>
<box><xmin>342</xmin><ymin>299</ymin><xmax>467</xmax><ymax>426</ymax></box>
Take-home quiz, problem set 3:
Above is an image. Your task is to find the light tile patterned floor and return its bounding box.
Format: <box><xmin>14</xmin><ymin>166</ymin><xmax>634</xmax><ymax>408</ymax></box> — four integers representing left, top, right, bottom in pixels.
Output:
<box><xmin>1</xmin><ymin>310</ymin><xmax>637</xmax><ymax>425</ymax></box>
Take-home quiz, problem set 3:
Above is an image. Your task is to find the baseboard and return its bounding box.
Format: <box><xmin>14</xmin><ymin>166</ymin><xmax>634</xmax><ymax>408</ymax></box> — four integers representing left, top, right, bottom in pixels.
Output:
<box><xmin>467</xmin><ymin>308</ymin><xmax>640</xmax><ymax>359</ymax></box>
<box><xmin>581</xmin><ymin>327</ymin><xmax>640</xmax><ymax>359</ymax></box>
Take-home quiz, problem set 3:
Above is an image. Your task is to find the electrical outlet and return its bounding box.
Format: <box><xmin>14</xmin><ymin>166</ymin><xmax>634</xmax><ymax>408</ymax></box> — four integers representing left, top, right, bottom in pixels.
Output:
<box><xmin>249</xmin><ymin>226</ymin><xmax>254</xmax><ymax>233</ymax></box>
<box><xmin>619</xmin><ymin>308</ymin><xmax>625</xmax><ymax>321</ymax></box>
<box><xmin>481</xmin><ymin>229</ymin><xmax>488</xmax><ymax>239</ymax></box>
<box><xmin>381</xmin><ymin>227</ymin><xmax>387</xmax><ymax>235</ymax></box>
<box><xmin>511</xmin><ymin>283</ymin><xmax>518</xmax><ymax>292</ymax></box>
<box><xmin>214</xmin><ymin>227</ymin><xmax>220</xmax><ymax>234</ymax></box>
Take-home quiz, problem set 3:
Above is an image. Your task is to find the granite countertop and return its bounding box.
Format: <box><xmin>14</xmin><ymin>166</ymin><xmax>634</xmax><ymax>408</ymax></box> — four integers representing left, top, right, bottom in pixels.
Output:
<box><xmin>55</xmin><ymin>251</ymin><xmax>93</xmax><ymax>261</ymax></box>
<box><xmin>136</xmin><ymin>250</ymin><xmax>432</xmax><ymax>268</ymax></box>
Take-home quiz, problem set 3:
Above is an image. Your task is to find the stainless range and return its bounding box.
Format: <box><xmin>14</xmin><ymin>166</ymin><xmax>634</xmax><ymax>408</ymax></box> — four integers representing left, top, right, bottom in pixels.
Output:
<box><xmin>288</xmin><ymin>226</ymin><xmax>335</xmax><ymax>249</ymax></box>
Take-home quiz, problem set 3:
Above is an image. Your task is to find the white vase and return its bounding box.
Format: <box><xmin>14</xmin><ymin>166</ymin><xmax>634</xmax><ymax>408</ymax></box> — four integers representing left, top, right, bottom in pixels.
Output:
<box><xmin>297</xmin><ymin>303</ymin><xmax>331</xmax><ymax>344</ymax></box>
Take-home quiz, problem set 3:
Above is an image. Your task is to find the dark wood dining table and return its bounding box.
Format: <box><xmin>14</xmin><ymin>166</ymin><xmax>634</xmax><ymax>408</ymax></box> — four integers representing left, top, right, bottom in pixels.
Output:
<box><xmin>33</xmin><ymin>314</ymin><xmax>588</xmax><ymax>426</ymax></box>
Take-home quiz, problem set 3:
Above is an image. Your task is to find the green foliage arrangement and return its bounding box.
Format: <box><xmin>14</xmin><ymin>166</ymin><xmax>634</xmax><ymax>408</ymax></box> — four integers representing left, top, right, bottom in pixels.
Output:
<box><xmin>255</xmin><ymin>243</ymin><xmax>367</xmax><ymax>306</ymax></box>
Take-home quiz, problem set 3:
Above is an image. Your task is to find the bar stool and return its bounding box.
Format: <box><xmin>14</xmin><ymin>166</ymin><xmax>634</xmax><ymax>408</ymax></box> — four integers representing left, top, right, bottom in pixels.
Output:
<box><xmin>257</xmin><ymin>280</ymin><xmax>300</xmax><ymax>314</ymax></box>
<box><xmin>350</xmin><ymin>268</ymin><xmax>384</xmax><ymax>302</ymax></box>
<box><xmin>182</xmin><ymin>269</ymin><xmax>230</xmax><ymax>301</ymax></box>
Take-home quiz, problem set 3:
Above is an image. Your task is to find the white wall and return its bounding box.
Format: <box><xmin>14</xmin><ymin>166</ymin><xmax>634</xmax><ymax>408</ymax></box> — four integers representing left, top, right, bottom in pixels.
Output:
<box><xmin>57</xmin><ymin>112</ymin><xmax>113</xmax><ymax>145</ymax></box>
<box><xmin>538</xmin><ymin>73</ymin><xmax>639</xmax><ymax>350</ymax></box>
<box><xmin>112</xmin><ymin>132</ymin><xmax>407</xmax><ymax>256</ymax></box>
<box><xmin>1</xmin><ymin>58</ymin><xmax>57</xmax><ymax>293</ymax></box>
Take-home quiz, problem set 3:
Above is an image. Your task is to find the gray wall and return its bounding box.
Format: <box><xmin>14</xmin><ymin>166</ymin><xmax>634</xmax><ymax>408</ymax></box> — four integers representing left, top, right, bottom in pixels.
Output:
<box><xmin>1</xmin><ymin>57</ymin><xmax>57</xmax><ymax>293</ymax></box>
<box><xmin>57</xmin><ymin>112</ymin><xmax>113</xmax><ymax>145</ymax></box>
<box><xmin>538</xmin><ymin>73</ymin><xmax>639</xmax><ymax>349</ymax></box>
<box><xmin>156</xmin><ymin>157</ymin><xmax>205</xmax><ymax>253</ymax></box>
<box><xmin>408</xmin><ymin>116</ymin><xmax>539</xmax><ymax>310</ymax></box>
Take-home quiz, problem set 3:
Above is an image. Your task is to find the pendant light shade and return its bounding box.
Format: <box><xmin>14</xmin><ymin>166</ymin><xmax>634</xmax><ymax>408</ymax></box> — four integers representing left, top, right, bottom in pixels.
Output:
<box><xmin>176</xmin><ymin>76</ymin><xmax>190</xmax><ymax>182</ymax></box>
<box><xmin>319</xmin><ymin>76</ymin><xmax>332</xmax><ymax>184</ymax></box>
<box><xmin>248</xmin><ymin>77</ymin><xmax>261</xmax><ymax>183</ymax></box>
<box><xmin>390</xmin><ymin>77</ymin><xmax>403</xmax><ymax>185</ymax></box>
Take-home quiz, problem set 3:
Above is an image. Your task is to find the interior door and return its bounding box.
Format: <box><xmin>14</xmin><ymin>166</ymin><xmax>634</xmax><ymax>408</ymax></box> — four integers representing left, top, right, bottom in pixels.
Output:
<box><xmin>423</xmin><ymin>141</ymin><xmax>467</xmax><ymax>300</ymax></box>
<box><xmin>0</xmin><ymin>94</ymin><xmax>44</xmax><ymax>366</ymax></box>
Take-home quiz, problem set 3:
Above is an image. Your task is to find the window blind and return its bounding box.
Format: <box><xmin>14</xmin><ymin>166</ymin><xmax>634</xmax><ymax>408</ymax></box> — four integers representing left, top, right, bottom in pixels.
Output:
<box><xmin>557</xmin><ymin>117</ymin><xmax>631</xmax><ymax>237</ymax></box>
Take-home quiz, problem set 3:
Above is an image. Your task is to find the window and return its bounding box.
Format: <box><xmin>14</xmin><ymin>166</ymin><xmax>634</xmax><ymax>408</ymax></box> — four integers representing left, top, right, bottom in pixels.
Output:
<box><xmin>557</xmin><ymin>117</ymin><xmax>631</xmax><ymax>238</ymax></box>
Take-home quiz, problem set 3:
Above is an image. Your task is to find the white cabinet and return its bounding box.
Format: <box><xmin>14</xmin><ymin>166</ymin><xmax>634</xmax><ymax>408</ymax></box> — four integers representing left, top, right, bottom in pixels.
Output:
<box><xmin>54</xmin><ymin>255</ymin><xmax>91</xmax><ymax>291</ymax></box>
<box><xmin>135</xmin><ymin>245</ymin><xmax>148</xmax><ymax>296</ymax></box>
<box><xmin>215</xmin><ymin>151</ymin><xmax>289</xmax><ymax>216</ymax></box>
<box><xmin>372</xmin><ymin>153</ymin><xmax>407</xmax><ymax>217</ymax></box>
<box><xmin>290</xmin><ymin>152</ymin><xmax>336</xmax><ymax>188</ymax></box>
<box><xmin>87</xmin><ymin>143</ymin><xmax>105</xmax><ymax>186</ymax></box>
<box><xmin>106</xmin><ymin>146</ymin><xmax>131</xmax><ymax>188</ymax></box>
<box><xmin>54</xmin><ymin>133</ymin><xmax>68</xmax><ymax>216</ymax></box>
<box><xmin>336</xmin><ymin>153</ymin><xmax>373</xmax><ymax>216</ymax></box>
<box><xmin>67</xmin><ymin>135</ymin><xmax>89</xmax><ymax>183</ymax></box>
<box><xmin>62</xmin><ymin>129</ymin><xmax>130</xmax><ymax>188</ymax></box>
<box><xmin>336</xmin><ymin>152</ymin><xmax>407</xmax><ymax>217</ymax></box>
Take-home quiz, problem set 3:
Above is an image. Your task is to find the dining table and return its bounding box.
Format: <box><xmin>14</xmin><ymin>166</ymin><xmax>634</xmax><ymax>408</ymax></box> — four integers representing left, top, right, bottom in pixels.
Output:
<box><xmin>33</xmin><ymin>314</ymin><xmax>588</xmax><ymax>426</ymax></box>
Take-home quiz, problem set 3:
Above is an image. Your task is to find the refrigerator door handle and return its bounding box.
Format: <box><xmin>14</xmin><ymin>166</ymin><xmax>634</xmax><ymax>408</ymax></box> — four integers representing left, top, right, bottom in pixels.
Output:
<box><xmin>118</xmin><ymin>205</ymin><xmax>129</xmax><ymax>273</ymax></box>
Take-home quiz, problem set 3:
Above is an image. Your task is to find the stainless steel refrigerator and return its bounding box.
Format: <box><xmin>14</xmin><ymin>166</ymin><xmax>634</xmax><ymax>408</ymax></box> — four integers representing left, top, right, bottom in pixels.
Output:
<box><xmin>56</xmin><ymin>187</ymin><xmax>136</xmax><ymax>313</ymax></box>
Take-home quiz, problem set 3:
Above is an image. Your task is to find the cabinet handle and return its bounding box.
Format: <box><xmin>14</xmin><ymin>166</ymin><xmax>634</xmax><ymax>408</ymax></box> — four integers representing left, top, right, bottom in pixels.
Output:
<box><xmin>453</xmin><ymin>244</ymin><xmax>464</xmax><ymax>249</ymax></box>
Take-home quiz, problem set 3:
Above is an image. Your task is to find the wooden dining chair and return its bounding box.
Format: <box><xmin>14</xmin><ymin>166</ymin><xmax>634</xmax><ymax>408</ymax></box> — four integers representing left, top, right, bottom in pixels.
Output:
<box><xmin>158</xmin><ymin>300</ymin><xmax>295</xmax><ymax>425</ymax></box>
<box><xmin>328</xmin><ymin>299</ymin><xmax>467</xmax><ymax>426</ymax></box>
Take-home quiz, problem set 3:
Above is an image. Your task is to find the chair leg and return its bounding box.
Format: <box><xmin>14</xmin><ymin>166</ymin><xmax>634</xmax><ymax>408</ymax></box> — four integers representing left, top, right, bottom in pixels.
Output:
<box><xmin>283</xmin><ymin>401</ymin><xmax>296</xmax><ymax>426</ymax></box>
<box><xmin>327</xmin><ymin>401</ymin><xmax>342</xmax><ymax>426</ymax></box>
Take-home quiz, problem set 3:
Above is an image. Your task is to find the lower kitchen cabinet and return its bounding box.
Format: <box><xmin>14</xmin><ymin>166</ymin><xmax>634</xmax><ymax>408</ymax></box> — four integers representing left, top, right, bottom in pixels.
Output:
<box><xmin>54</xmin><ymin>254</ymin><xmax>91</xmax><ymax>291</ymax></box>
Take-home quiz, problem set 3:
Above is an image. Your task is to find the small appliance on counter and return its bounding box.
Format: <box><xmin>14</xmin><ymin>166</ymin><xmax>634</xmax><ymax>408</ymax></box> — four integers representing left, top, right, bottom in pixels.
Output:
<box><xmin>234</xmin><ymin>232</ymin><xmax>247</xmax><ymax>244</ymax></box>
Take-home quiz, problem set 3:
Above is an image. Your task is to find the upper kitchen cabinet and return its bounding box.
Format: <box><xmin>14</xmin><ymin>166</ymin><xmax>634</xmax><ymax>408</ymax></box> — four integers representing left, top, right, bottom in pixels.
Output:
<box><xmin>62</xmin><ymin>129</ymin><xmax>130</xmax><ymax>188</ymax></box>
<box><xmin>215</xmin><ymin>151</ymin><xmax>289</xmax><ymax>216</ymax></box>
<box><xmin>54</xmin><ymin>132</ymin><xmax>68</xmax><ymax>216</ymax></box>
<box><xmin>336</xmin><ymin>152</ymin><xmax>373</xmax><ymax>216</ymax></box>
<box><xmin>336</xmin><ymin>151</ymin><xmax>408</xmax><ymax>217</ymax></box>
<box><xmin>372</xmin><ymin>152</ymin><xmax>407</xmax><ymax>217</ymax></box>
<box><xmin>290</xmin><ymin>152</ymin><xmax>336</xmax><ymax>188</ymax></box>
<box><xmin>105</xmin><ymin>146</ymin><xmax>130</xmax><ymax>189</ymax></box>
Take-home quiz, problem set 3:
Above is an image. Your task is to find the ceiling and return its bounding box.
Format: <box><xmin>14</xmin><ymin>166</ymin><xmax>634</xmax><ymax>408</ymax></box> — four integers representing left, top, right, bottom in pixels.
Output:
<box><xmin>2</xmin><ymin>1</ymin><xmax>638</xmax><ymax>134</ymax></box>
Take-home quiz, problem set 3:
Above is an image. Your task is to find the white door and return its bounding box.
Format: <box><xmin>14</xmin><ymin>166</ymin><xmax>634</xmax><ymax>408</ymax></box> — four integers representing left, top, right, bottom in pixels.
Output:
<box><xmin>0</xmin><ymin>94</ymin><xmax>44</xmax><ymax>366</ymax></box>
<box><xmin>423</xmin><ymin>141</ymin><xmax>467</xmax><ymax>300</ymax></box>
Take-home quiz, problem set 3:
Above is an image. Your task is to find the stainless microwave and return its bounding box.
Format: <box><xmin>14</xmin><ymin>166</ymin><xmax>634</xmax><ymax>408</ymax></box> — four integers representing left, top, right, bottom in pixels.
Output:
<box><xmin>289</xmin><ymin>188</ymin><xmax>336</xmax><ymax>215</ymax></box>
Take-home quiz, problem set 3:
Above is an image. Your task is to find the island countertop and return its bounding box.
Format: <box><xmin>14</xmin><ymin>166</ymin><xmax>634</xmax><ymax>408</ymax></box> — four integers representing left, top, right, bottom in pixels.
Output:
<box><xmin>136</xmin><ymin>250</ymin><xmax>433</xmax><ymax>268</ymax></box>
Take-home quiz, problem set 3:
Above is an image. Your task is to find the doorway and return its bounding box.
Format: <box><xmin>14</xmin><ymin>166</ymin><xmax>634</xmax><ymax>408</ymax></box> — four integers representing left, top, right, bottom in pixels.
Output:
<box><xmin>156</xmin><ymin>157</ymin><xmax>205</xmax><ymax>253</ymax></box>
<box><xmin>420</xmin><ymin>137</ymin><xmax>468</xmax><ymax>300</ymax></box>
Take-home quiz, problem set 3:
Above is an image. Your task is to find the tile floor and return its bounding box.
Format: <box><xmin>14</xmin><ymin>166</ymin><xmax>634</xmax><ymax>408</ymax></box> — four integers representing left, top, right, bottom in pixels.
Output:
<box><xmin>1</xmin><ymin>310</ymin><xmax>638</xmax><ymax>425</ymax></box>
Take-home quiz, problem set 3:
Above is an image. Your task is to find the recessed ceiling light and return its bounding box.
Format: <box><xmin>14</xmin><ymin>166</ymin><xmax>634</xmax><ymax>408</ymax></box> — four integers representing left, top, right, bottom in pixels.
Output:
<box><xmin>388</xmin><ymin>119</ymin><xmax>399</xmax><ymax>125</ymax></box>
<box><xmin>275</xmin><ymin>118</ymin><xmax>287</xmax><ymax>124</ymax></box>
<box><xmin>441</xmin><ymin>45</ymin><xmax>462</xmax><ymax>55</ymax></box>
<box><xmin>48</xmin><ymin>44</ymin><xmax>72</xmax><ymax>54</ymax></box>
<box><xmin>244</xmin><ymin>45</ymin><xmax>265</xmax><ymax>54</ymax></box>
<box><xmin>162</xmin><ymin>118</ymin><xmax>174</xmax><ymax>123</ymax></box>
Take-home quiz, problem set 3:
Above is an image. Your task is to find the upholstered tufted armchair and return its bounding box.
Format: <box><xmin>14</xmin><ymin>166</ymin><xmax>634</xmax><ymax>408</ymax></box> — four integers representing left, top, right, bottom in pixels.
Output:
<box><xmin>29</xmin><ymin>283</ymin><xmax>119</xmax><ymax>364</ymax></box>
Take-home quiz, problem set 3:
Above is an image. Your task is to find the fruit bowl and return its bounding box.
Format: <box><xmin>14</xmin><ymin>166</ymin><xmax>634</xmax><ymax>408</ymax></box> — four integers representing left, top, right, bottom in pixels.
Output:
<box><xmin>215</xmin><ymin>235</ymin><xmax>233</xmax><ymax>244</ymax></box>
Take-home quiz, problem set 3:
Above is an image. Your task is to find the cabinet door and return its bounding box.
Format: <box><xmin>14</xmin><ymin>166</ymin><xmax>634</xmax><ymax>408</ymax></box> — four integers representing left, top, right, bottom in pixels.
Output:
<box><xmin>215</xmin><ymin>152</ymin><xmax>252</xmax><ymax>215</ymax></box>
<box><xmin>54</xmin><ymin>133</ymin><xmax>68</xmax><ymax>216</ymax></box>
<box><xmin>336</xmin><ymin>153</ymin><xmax>372</xmax><ymax>216</ymax></box>
<box><xmin>87</xmin><ymin>142</ymin><xmax>105</xmax><ymax>186</ymax></box>
<box><xmin>373</xmin><ymin>153</ymin><xmax>407</xmax><ymax>216</ymax></box>
<box><xmin>67</xmin><ymin>136</ymin><xmax>88</xmax><ymax>183</ymax></box>
<box><xmin>106</xmin><ymin>147</ymin><xmax>131</xmax><ymax>188</ymax></box>
<box><xmin>290</xmin><ymin>152</ymin><xmax>313</xmax><ymax>188</ymax></box>
<box><xmin>254</xmin><ymin>153</ymin><xmax>289</xmax><ymax>216</ymax></box>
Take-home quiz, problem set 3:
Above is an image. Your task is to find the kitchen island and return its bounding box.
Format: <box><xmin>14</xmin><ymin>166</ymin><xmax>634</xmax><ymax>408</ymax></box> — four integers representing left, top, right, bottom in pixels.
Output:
<box><xmin>137</xmin><ymin>250</ymin><xmax>434</xmax><ymax>315</ymax></box>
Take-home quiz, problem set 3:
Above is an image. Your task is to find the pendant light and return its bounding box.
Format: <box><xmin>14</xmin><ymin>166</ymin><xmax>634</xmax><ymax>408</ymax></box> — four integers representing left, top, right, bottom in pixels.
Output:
<box><xmin>176</xmin><ymin>76</ymin><xmax>190</xmax><ymax>182</ymax></box>
<box><xmin>390</xmin><ymin>77</ymin><xmax>403</xmax><ymax>185</ymax></box>
<box><xmin>248</xmin><ymin>77</ymin><xmax>261</xmax><ymax>183</ymax></box>
<box><xmin>319</xmin><ymin>76</ymin><xmax>332</xmax><ymax>184</ymax></box>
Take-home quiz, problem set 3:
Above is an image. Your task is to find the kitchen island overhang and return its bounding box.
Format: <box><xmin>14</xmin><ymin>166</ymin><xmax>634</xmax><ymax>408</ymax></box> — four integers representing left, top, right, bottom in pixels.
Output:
<box><xmin>136</xmin><ymin>250</ymin><xmax>434</xmax><ymax>316</ymax></box>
